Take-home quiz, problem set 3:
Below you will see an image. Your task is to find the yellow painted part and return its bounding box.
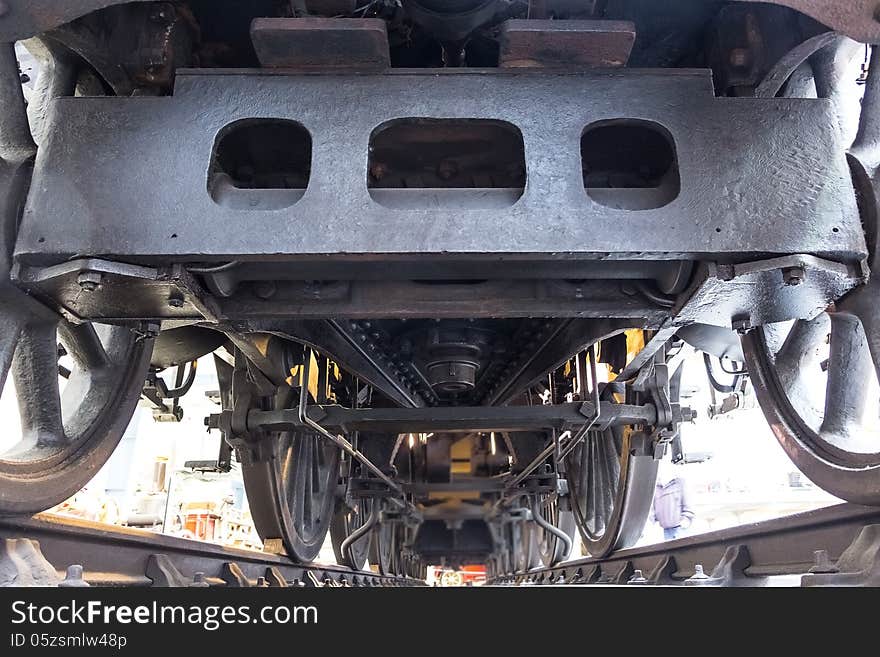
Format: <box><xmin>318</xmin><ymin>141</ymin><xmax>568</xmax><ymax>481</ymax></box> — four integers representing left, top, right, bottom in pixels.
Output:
<box><xmin>605</xmin><ymin>329</ymin><xmax>646</xmax><ymax>401</ymax></box>
<box><xmin>427</xmin><ymin>492</ymin><xmax>482</xmax><ymax>502</ymax></box>
<box><xmin>450</xmin><ymin>437</ymin><xmax>472</xmax><ymax>475</ymax></box>
<box><xmin>625</xmin><ymin>329</ymin><xmax>646</xmax><ymax>365</ymax></box>
<box><xmin>252</xmin><ymin>334</ymin><xmax>272</xmax><ymax>357</ymax></box>
<box><xmin>288</xmin><ymin>352</ymin><xmax>320</xmax><ymax>400</ymax></box>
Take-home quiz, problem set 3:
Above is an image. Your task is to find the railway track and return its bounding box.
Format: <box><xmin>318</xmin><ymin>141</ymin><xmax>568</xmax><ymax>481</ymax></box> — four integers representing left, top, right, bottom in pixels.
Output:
<box><xmin>491</xmin><ymin>503</ymin><xmax>880</xmax><ymax>587</ymax></box>
<box><xmin>0</xmin><ymin>514</ymin><xmax>422</xmax><ymax>587</ymax></box>
<box><xmin>3</xmin><ymin>504</ymin><xmax>879</xmax><ymax>587</ymax></box>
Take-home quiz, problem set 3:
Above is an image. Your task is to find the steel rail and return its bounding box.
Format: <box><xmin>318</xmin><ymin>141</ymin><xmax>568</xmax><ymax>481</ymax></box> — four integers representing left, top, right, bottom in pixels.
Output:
<box><xmin>489</xmin><ymin>503</ymin><xmax>880</xmax><ymax>587</ymax></box>
<box><xmin>0</xmin><ymin>513</ymin><xmax>421</xmax><ymax>587</ymax></box>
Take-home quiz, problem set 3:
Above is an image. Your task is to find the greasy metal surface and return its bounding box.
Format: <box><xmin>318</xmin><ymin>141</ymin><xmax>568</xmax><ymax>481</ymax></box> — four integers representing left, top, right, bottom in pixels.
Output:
<box><xmin>1</xmin><ymin>1</ymin><xmax>879</xmax><ymax>43</ymax></box>
<box><xmin>15</xmin><ymin>69</ymin><xmax>864</xmax><ymax>264</ymax></box>
<box><xmin>0</xmin><ymin>513</ymin><xmax>419</xmax><ymax>586</ymax></box>
<box><xmin>491</xmin><ymin>503</ymin><xmax>880</xmax><ymax>586</ymax></box>
<box><xmin>251</xmin><ymin>17</ymin><xmax>390</xmax><ymax>69</ymax></box>
<box><xmin>499</xmin><ymin>19</ymin><xmax>636</xmax><ymax>68</ymax></box>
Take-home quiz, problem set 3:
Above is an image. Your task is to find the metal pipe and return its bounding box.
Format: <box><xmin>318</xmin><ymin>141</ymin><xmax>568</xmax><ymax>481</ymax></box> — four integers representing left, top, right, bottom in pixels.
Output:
<box><xmin>0</xmin><ymin>42</ymin><xmax>36</xmax><ymax>162</ymax></box>
<box><xmin>339</xmin><ymin>502</ymin><xmax>378</xmax><ymax>564</ymax></box>
<box><xmin>530</xmin><ymin>498</ymin><xmax>572</xmax><ymax>562</ymax></box>
<box><xmin>296</xmin><ymin>350</ymin><xmax>407</xmax><ymax>501</ymax></box>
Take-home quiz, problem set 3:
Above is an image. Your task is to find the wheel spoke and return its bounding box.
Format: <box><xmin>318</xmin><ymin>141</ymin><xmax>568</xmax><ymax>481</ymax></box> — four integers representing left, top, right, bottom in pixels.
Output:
<box><xmin>840</xmin><ymin>281</ymin><xmax>880</xmax><ymax>384</ymax></box>
<box><xmin>820</xmin><ymin>313</ymin><xmax>873</xmax><ymax>442</ymax></box>
<box><xmin>12</xmin><ymin>322</ymin><xmax>66</xmax><ymax>451</ymax></box>
<box><xmin>0</xmin><ymin>312</ymin><xmax>25</xmax><ymax>394</ymax></box>
<box><xmin>776</xmin><ymin>316</ymin><xmax>829</xmax><ymax>387</ymax></box>
<box><xmin>58</xmin><ymin>321</ymin><xmax>110</xmax><ymax>370</ymax></box>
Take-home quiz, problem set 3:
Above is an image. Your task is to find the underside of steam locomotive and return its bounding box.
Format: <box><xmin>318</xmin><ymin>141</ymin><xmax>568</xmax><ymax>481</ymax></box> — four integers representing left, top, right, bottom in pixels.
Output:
<box><xmin>2</xmin><ymin>0</ymin><xmax>880</xmax><ymax>577</ymax></box>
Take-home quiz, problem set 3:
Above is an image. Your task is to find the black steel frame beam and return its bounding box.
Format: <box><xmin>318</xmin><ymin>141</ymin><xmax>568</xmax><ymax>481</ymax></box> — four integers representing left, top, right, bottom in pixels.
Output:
<box><xmin>245</xmin><ymin>399</ymin><xmax>661</xmax><ymax>433</ymax></box>
<box><xmin>14</xmin><ymin>69</ymin><xmax>864</xmax><ymax>264</ymax></box>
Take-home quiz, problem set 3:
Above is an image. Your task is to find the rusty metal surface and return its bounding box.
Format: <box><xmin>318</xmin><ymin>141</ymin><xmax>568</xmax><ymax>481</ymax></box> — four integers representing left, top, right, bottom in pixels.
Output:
<box><xmin>499</xmin><ymin>19</ymin><xmax>636</xmax><ymax>68</ymax></box>
<box><xmin>251</xmin><ymin>17</ymin><xmax>390</xmax><ymax>69</ymax></box>
<box><xmin>14</xmin><ymin>69</ymin><xmax>864</xmax><ymax>264</ymax></box>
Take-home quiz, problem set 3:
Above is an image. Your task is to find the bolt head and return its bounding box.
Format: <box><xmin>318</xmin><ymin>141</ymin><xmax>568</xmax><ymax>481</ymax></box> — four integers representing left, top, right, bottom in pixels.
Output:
<box><xmin>731</xmin><ymin>318</ymin><xmax>751</xmax><ymax>334</ymax></box>
<box><xmin>76</xmin><ymin>271</ymin><xmax>103</xmax><ymax>291</ymax></box>
<box><xmin>168</xmin><ymin>295</ymin><xmax>186</xmax><ymax>308</ymax></box>
<box><xmin>782</xmin><ymin>266</ymin><xmax>805</xmax><ymax>287</ymax></box>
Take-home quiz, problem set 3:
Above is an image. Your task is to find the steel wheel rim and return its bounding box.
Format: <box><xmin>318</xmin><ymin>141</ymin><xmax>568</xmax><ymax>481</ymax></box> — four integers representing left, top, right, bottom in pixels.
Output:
<box><xmin>742</xmin><ymin>303</ymin><xmax>880</xmax><ymax>503</ymax></box>
<box><xmin>745</xmin><ymin>316</ymin><xmax>880</xmax><ymax>468</ymax></box>
<box><xmin>567</xmin><ymin>424</ymin><xmax>659</xmax><ymax>558</ymax></box>
<box><xmin>568</xmin><ymin>427</ymin><xmax>622</xmax><ymax>542</ymax></box>
<box><xmin>370</xmin><ymin>514</ymin><xmax>395</xmax><ymax>575</ymax></box>
<box><xmin>279</xmin><ymin>429</ymin><xmax>339</xmax><ymax>551</ymax></box>
<box><xmin>331</xmin><ymin>496</ymin><xmax>372</xmax><ymax>569</ymax></box>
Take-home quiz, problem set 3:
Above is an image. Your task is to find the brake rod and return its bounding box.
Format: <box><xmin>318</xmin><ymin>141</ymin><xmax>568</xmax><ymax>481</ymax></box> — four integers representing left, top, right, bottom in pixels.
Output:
<box><xmin>294</xmin><ymin>350</ymin><xmax>410</xmax><ymax>510</ymax></box>
<box><xmin>248</xmin><ymin>399</ymin><xmax>658</xmax><ymax>434</ymax></box>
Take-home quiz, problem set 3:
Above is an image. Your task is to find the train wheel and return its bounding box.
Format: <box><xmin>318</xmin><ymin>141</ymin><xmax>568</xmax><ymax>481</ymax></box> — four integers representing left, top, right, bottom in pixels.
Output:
<box><xmin>370</xmin><ymin>515</ymin><xmax>396</xmax><ymax>575</ymax></box>
<box><xmin>533</xmin><ymin>495</ymin><xmax>576</xmax><ymax>567</ymax></box>
<box><xmin>330</xmin><ymin>496</ymin><xmax>372</xmax><ymax>569</ymax></box>
<box><xmin>741</xmin><ymin>289</ymin><xmax>880</xmax><ymax>504</ymax></box>
<box><xmin>517</xmin><ymin>517</ymin><xmax>540</xmax><ymax>571</ymax></box>
<box><xmin>567</xmin><ymin>423</ymin><xmax>659</xmax><ymax>558</ymax></box>
<box><xmin>243</xmin><ymin>425</ymin><xmax>340</xmax><ymax>562</ymax></box>
<box><xmin>0</xmin><ymin>312</ymin><xmax>152</xmax><ymax>514</ymax></box>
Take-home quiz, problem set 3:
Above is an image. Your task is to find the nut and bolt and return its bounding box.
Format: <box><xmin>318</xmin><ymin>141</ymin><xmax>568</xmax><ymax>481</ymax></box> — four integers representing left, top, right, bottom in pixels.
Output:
<box><xmin>168</xmin><ymin>293</ymin><xmax>186</xmax><ymax>308</ymax></box>
<box><xmin>687</xmin><ymin>564</ymin><xmax>710</xmax><ymax>581</ymax></box>
<box><xmin>782</xmin><ymin>266</ymin><xmax>805</xmax><ymax>287</ymax></box>
<box><xmin>628</xmin><ymin>569</ymin><xmax>648</xmax><ymax>584</ymax></box>
<box><xmin>731</xmin><ymin>316</ymin><xmax>752</xmax><ymax>334</ymax></box>
<box><xmin>191</xmin><ymin>572</ymin><xmax>210</xmax><ymax>587</ymax></box>
<box><xmin>809</xmin><ymin>549</ymin><xmax>839</xmax><ymax>574</ymax></box>
<box><xmin>76</xmin><ymin>271</ymin><xmax>103</xmax><ymax>292</ymax></box>
<box><xmin>59</xmin><ymin>564</ymin><xmax>90</xmax><ymax>587</ymax></box>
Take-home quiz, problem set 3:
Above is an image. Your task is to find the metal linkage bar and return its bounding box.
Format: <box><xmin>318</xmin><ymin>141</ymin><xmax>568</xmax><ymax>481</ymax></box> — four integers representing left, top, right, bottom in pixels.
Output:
<box><xmin>490</xmin><ymin>503</ymin><xmax>880</xmax><ymax>587</ymax></box>
<box><xmin>0</xmin><ymin>514</ymin><xmax>422</xmax><ymax>587</ymax></box>
<box><xmin>295</xmin><ymin>350</ymin><xmax>409</xmax><ymax>504</ymax></box>
<box><xmin>247</xmin><ymin>399</ymin><xmax>661</xmax><ymax>435</ymax></box>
